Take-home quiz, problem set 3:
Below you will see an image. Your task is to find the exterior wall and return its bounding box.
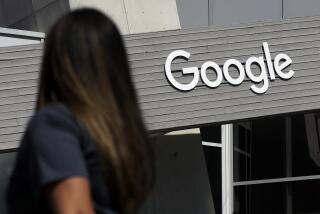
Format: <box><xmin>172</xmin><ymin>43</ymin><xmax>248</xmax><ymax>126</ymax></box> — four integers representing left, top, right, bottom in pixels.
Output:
<box><xmin>0</xmin><ymin>0</ymin><xmax>180</xmax><ymax>34</ymax></box>
<box><xmin>1</xmin><ymin>18</ymin><xmax>320</xmax><ymax>213</ymax></box>
<box><xmin>284</xmin><ymin>0</ymin><xmax>320</xmax><ymax>18</ymax></box>
<box><xmin>0</xmin><ymin>16</ymin><xmax>320</xmax><ymax>147</ymax></box>
<box><xmin>0</xmin><ymin>0</ymin><xmax>70</xmax><ymax>32</ymax></box>
<box><xmin>142</xmin><ymin>134</ymin><xmax>215</xmax><ymax>214</ymax></box>
<box><xmin>0</xmin><ymin>28</ymin><xmax>44</xmax><ymax>150</ymax></box>
<box><xmin>177</xmin><ymin>0</ymin><xmax>320</xmax><ymax>28</ymax></box>
<box><xmin>69</xmin><ymin>0</ymin><xmax>181</xmax><ymax>34</ymax></box>
<box><xmin>0</xmin><ymin>28</ymin><xmax>45</xmax><ymax>47</ymax></box>
<box><xmin>0</xmin><ymin>43</ymin><xmax>41</xmax><ymax>149</ymax></box>
<box><xmin>1</xmin><ymin>1</ymin><xmax>320</xmax><ymax>213</ymax></box>
<box><xmin>176</xmin><ymin>0</ymin><xmax>210</xmax><ymax>28</ymax></box>
<box><xmin>0</xmin><ymin>28</ymin><xmax>44</xmax><ymax>214</ymax></box>
<box><xmin>0</xmin><ymin>152</ymin><xmax>16</xmax><ymax>214</ymax></box>
<box><xmin>0</xmin><ymin>37</ymin><xmax>40</xmax><ymax>47</ymax></box>
<box><xmin>68</xmin><ymin>0</ymin><xmax>130</xmax><ymax>34</ymax></box>
<box><xmin>0</xmin><ymin>0</ymin><xmax>34</xmax><ymax>28</ymax></box>
<box><xmin>126</xmin><ymin>16</ymin><xmax>320</xmax><ymax>132</ymax></box>
<box><xmin>210</xmin><ymin>0</ymin><xmax>282</xmax><ymax>26</ymax></box>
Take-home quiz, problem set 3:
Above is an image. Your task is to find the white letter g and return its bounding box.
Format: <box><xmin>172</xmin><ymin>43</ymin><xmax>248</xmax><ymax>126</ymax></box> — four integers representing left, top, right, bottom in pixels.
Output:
<box><xmin>165</xmin><ymin>50</ymin><xmax>199</xmax><ymax>91</ymax></box>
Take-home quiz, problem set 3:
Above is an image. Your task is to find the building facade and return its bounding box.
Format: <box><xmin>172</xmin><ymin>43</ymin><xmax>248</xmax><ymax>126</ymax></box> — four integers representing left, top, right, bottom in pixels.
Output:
<box><xmin>1</xmin><ymin>1</ymin><xmax>320</xmax><ymax>214</ymax></box>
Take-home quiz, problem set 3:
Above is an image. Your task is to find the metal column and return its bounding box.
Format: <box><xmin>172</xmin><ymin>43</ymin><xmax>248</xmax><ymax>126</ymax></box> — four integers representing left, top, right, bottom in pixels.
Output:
<box><xmin>222</xmin><ymin>124</ymin><xmax>234</xmax><ymax>214</ymax></box>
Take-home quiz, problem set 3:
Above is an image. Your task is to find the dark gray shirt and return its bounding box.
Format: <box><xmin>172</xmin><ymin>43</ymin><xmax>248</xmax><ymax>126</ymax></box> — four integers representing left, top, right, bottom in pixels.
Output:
<box><xmin>6</xmin><ymin>104</ymin><xmax>117</xmax><ymax>214</ymax></box>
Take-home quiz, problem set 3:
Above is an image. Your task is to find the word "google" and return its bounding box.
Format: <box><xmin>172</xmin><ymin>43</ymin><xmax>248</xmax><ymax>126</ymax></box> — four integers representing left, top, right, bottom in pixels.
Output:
<box><xmin>165</xmin><ymin>42</ymin><xmax>294</xmax><ymax>94</ymax></box>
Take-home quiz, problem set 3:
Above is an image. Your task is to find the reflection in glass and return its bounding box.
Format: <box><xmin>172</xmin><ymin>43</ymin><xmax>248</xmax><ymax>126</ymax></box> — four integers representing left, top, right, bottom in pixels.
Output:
<box><xmin>233</xmin><ymin>112</ymin><xmax>320</xmax><ymax>214</ymax></box>
<box><xmin>234</xmin><ymin>114</ymin><xmax>320</xmax><ymax>182</ymax></box>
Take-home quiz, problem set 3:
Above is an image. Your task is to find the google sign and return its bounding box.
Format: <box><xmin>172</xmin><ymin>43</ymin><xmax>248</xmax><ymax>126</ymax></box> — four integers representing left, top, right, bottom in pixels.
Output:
<box><xmin>165</xmin><ymin>42</ymin><xmax>294</xmax><ymax>94</ymax></box>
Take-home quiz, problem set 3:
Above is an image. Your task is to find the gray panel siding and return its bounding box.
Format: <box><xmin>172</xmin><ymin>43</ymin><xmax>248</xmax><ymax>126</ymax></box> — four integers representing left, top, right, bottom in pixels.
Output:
<box><xmin>0</xmin><ymin>44</ymin><xmax>41</xmax><ymax>146</ymax></box>
<box><xmin>1</xmin><ymin>17</ymin><xmax>320</xmax><ymax>148</ymax></box>
<box><xmin>126</xmin><ymin>17</ymin><xmax>320</xmax><ymax>132</ymax></box>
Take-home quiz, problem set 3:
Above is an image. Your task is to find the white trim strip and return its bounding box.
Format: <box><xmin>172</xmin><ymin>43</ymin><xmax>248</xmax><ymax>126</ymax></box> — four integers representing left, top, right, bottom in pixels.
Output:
<box><xmin>0</xmin><ymin>27</ymin><xmax>45</xmax><ymax>39</ymax></box>
<box><xmin>234</xmin><ymin>174</ymin><xmax>320</xmax><ymax>186</ymax></box>
<box><xmin>202</xmin><ymin>141</ymin><xmax>222</xmax><ymax>147</ymax></box>
<box><xmin>0</xmin><ymin>141</ymin><xmax>19</xmax><ymax>151</ymax></box>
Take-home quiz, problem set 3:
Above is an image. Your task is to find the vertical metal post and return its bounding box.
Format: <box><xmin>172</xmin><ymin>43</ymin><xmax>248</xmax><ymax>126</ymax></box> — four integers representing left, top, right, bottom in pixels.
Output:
<box><xmin>285</xmin><ymin>117</ymin><xmax>293</xmax><ymax>214</ymax></box>
<box><xmin>222</xmin><ymin>124</ymin><xmax>234</xmax><ymax>214</ymax></box>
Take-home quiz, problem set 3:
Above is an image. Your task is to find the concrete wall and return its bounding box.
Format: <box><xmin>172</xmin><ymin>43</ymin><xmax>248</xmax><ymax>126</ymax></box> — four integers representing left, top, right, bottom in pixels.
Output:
<box><xmin>0</xmin><ymin>0</ymin><xmax>180</xmax><ymax>34</ymax></box>
<box><xmin>69</xmin><ymin>0</ymin><xmax>181</xmax><ymax>34</ymax></box>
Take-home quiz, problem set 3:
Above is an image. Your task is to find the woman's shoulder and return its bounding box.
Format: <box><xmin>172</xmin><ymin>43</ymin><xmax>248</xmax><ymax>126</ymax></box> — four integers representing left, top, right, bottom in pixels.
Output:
<box><xmin>32</xmin><ymin>103</ymin><xmax>73</xmax><ymax>121</ymax></box>
<box><xmin>27</xmin><ymin>103</ymin><xmax>80</xmax><ymax>136</ymax></box>
<box><xmin>17</xmin><ymin>103</ymin><xmax>91</xmax><ymax>189</ymax></box>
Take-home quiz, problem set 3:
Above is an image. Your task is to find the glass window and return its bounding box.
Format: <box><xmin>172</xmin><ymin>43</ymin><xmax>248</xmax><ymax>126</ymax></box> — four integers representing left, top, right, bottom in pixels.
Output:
<box><xmin>234</xmin><ymin>179</ymin><xmax>320</xmax><ymax>214</ymax></box>
<box><xmin>234</xmin><ymin>112</ymin><xmax>320</xmax><ymax>214</ymax></box>
<box><xmin>234</xmin><ymin>114</ymin><xmax>320</xmax><ymax>182</ymax></box>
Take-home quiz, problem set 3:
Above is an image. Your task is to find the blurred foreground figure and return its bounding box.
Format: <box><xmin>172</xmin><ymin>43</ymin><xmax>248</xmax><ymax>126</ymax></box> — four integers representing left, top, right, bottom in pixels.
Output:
<box><xmin>6</xmin><ymin>9</ymin><xmax>154</xmax><ymax>214</ymax></box>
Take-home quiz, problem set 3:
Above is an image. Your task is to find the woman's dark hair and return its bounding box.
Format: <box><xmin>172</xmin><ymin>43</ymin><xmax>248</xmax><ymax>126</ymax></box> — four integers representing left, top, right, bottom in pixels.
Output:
<box><xmin>37</xmin><ymin>9</ymin><xmax>154</xmax><ymax>214</ymax></box>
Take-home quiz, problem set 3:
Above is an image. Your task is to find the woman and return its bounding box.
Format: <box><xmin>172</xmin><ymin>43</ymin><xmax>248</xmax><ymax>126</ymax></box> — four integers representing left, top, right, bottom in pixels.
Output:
<box><xmin>6</xmin><ymin>9</ymin><xmax>154</xmax><ymax>214</ymax></box>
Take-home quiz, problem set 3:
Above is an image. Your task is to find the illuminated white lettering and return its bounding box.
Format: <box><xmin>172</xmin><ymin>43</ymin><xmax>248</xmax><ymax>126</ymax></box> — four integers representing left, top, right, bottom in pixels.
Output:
<box><xmin>164</xmin><ymin>42</ymin><xmax>294</xmax><ymax>94</ymax></box>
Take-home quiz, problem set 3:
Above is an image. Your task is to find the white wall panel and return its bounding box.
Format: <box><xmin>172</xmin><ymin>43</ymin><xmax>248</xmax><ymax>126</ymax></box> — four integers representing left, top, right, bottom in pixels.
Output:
<box><xmin>69</xmin><ymin>0</ymin><xmax>130</xmax><ymax>34</ymax></box>
<box><xmin>124</xmin><ymin>0</ymin><xmax>180</xmax><ymax>33</ymax></box>
<box><xmin>0</xmin><ymin>36</ymin><xmax>40</xmax><ymax>48</ymax></box>
<box><xmin>69</xmin><ymin>0</ymin><xmax>180</xmax><ymax>34</ymax></box>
